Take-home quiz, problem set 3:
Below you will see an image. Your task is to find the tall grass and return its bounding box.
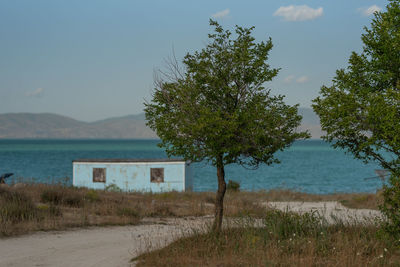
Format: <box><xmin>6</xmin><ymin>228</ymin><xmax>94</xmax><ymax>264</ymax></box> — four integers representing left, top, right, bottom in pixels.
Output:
<box><xmin>0</xmin><ymin>187</ymin><xmax>38</xmax><ymax>223</ymax></box>
<box><xmin>0</xmin><ymin>183</ymin><xmax>382</xmax><ymax>237</ymax></box>
<box><xmin>134</xmin><ymin>210</ymin><xmax>400</xmax><ymax>266</ymax></box>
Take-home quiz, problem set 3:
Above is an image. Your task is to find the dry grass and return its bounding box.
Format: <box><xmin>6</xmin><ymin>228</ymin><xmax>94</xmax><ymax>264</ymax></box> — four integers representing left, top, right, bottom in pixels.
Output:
<box><xmin>134</xmin><ymin>211</ymin><xmax>400</xmax><ymax>266</ymax></box>
<box><xmin>234</xmin><ymin>189</ymin><xmax>382</xmax><ymax>210</ymax></box>
<box><xmin>0</xmin><ymin>183</ymin><xmax>382</xmax><ymax>237</ymax></box>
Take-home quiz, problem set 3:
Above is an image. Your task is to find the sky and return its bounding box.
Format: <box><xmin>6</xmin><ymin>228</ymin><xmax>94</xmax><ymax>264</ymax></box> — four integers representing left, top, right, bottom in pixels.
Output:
<box><xmin>0</xmin><ymin>0</ymin><xmax>388</xmax><ymax>122</ymax></box>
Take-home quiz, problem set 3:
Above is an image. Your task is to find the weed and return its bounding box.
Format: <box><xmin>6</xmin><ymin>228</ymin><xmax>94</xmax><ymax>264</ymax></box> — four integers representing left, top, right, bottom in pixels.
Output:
<box><xmin>105</xmin><ymin>184</ymin><xmax>122</xmax><ymax>193</ymax></box>
<box><xmin>85</xmin><ymin>190</ymin><xmax>100</xmax><ymax>202</ymax></box>
<box><xmin>263</xmin><ymin>209</ymin><xmax>325</xmax><ymax>239</ymax></box>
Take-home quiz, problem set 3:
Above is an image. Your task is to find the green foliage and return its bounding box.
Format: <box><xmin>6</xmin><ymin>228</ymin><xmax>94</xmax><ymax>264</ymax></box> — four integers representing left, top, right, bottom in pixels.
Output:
<box><xmin>263</xmin><ymin>209</ymin><xmax>325</xmax><ymax>240</ymax></box>
<box><xmin>105</xmin><ymin>183</ymin><xmax>122</xmax><ymax>193</ymax></box>
<box><xmin>379</xmin><ymin>174</ymin><xmax>400</xmax><ymax>241</ymax></box>
<box><xmin>145</xmin><ymin>20</ymin><xmax>309</xmax><ymax>168</ymax></box>
<box><xmin>145</xmin><ymin>19</ymin><xmax>309</xmax><ymax>231</ymax></box>
<box><xmin>312</xmin><ymin>0</ymin><xmax>400</xmax><ymax>172</ymax></box>
<box><xmin>312</xmin><ymin>0</ymin><xmax>400</xmax><ymax>236</ymax></box>
<box><xmin>227</xmin><ymin>180</ymin><xmax>240</xmax><ymax>192</ymax></box>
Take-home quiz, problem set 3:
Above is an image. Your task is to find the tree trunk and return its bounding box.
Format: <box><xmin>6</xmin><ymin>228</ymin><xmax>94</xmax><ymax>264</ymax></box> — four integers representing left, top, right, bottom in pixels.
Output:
<box><xmin>212</xmin><ymin>156</ymin><xmax>226</xmax><ymax>232</ymax></box>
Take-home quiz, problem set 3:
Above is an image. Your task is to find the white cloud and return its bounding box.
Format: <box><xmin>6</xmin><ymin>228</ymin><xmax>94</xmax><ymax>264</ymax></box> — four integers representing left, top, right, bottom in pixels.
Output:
<box><xmin>26</xmin><ymin>88</ymin><xmax>44</xmax><ymax>97</ymax></box>
<box><xmin>358</xmin><ymin>5</ymin><xmax>381</xmax><ymax>16</ymax></box>
<box><xmin>274</xmin><ymin>5</ymin><xmax>323</xmax><ymax>22</ymax></box>
<box><xmin>212</xmin><ymin>9</ymin><xmax>230</xmax><ymax>19</ymax></box>
<box><xmin>283</xmin><ymin>75</ymin><xmax>295</xmax><ymax>83</ymax></box>
<box><xmin>296</xmin><ymin>76</ymin><xmax>309</xmax><ymax>84</ymax></box>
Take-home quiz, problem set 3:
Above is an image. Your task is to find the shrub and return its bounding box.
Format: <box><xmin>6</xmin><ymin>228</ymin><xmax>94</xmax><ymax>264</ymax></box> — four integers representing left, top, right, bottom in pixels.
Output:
<box><xmin>63</xmin><ymin>193</ymin><xmax>84</xmax><ymax>207</ymax></box>
<box><xmin>379</xmin><ymin>174</ymin><xmax>400</xmax><ymax>241</ymax></box>
<box><xmin>105</xmin><ymin>184</ymin><xmax>122</xmax><ymax>193</ymax></box>
<box><xmin>263</xmin><ymin>209</ymin><xmax>325</xmax><ymax>239</ymax></box>
<box><xmin>85</xmin><ymin>190</ymin><xmax>100</xmax><ymax>202</ymax></box>
<box><xmin>41</xmin><ymin>188</ymin><xmax>64</xmax><ymax>205</ymax></box>
<box><xmin>227</xmin><ymin>180</ymin><xmax>240</xmax><ymax>192</ymax></box>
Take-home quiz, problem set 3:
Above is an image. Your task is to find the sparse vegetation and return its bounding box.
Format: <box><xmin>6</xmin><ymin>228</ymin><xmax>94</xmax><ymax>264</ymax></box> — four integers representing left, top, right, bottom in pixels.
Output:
<box><xmin>1</xmin><ymin>183</ymin><xmax>396</xmax><ymax>265</ymax></box>
<box><xmin>134</xmin><ymin>211</ymin><xmax>400</xmax><ymax>266</ymax></box>
<box><xmin>0</xmin><ymin>187</ymin><xmax>39</xmax><ymax>223</ymax></box>
<box><xmin>0</xmin><ymin>183</ymin><xmax>383</xmax><ymax>237</ymax></box>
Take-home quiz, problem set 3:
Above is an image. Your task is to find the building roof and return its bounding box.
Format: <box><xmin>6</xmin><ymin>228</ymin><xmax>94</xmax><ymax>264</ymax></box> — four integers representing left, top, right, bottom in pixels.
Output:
<box><xmin>72</xmin><ymin>158</ymin><xmax>187</xmax><ymax>163</ymax></box>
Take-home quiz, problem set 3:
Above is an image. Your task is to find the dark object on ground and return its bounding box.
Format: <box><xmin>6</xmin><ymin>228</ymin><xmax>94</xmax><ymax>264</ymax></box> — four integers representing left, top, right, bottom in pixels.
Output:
<box><xmin>0</xmin><ymin>173</ymin><xmax>13</xmax><ymax>184</ymax></box>
<box><xmin>227</xmin><ymin>180</ymin><xmax>240</xmax><ymax>192</ymax></box>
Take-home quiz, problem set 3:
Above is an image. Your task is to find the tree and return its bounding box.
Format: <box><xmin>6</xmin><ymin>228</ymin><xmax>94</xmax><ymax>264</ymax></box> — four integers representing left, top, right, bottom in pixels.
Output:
<box><xmin>312</xmin><ymin>1</ymin><xmax>399</xmax><ymax>235</ymax></box>
<box><xmin>145</xmin><ymin>20</ymin><xmax>309</xmax><ymax>231</ymax></box>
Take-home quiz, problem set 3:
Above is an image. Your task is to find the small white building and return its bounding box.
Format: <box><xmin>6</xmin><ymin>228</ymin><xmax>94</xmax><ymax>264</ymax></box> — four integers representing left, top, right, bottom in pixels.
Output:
<box><xmin>73</xmin><ymin>159</ymin><xmax>193</xmax><ymax>192</ymax></box>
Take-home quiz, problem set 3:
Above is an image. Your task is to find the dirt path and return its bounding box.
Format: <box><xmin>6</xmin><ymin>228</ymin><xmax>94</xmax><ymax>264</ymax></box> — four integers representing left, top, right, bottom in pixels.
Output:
<box><xmin>0</xmin><ymin>217</ymin><xmax>211</xmax><ymax>267</ymax></box>
<box><xmin>0</xmin><ymin>202</ymin><xmax>382</xmax><ymax>267</ymax></box>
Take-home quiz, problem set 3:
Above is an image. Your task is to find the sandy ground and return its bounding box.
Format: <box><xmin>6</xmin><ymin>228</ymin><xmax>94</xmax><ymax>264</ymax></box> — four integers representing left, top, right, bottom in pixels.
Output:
<box><xmin>265</xmin><ymin>201</ymin><xmax>382</xmax><ymax>224</ymax></box>
<box><xmin>0</xmin><ymin>217</ymin><xmax>212</xmax><ymax>267</ymax></box>
<box><xmin>0</xmin><ymin>202</ymin><xmax>382</xmax><ymax>267</ymax></box>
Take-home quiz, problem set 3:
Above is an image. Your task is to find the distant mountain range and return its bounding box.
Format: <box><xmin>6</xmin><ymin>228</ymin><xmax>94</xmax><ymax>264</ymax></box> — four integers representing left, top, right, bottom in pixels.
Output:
<box><xmin>0</xmin><ymin>108</ymin><xmax>323</xmax><ymax>139</ymax></box>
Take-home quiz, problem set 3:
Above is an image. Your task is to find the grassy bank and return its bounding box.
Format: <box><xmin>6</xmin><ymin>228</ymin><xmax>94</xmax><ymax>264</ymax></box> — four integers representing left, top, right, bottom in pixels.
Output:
<box><xmin>134</xmin><ymin>211</ymin><xmax>399</xmax><ymax>266</ymax></box>
<box><xmin>0</xmin><ymin>183</ymin><xmax>382</xmax><ymax>237</ymax></box>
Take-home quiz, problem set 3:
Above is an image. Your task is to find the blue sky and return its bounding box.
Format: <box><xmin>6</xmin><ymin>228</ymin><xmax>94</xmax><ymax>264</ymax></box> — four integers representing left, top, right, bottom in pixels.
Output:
<box><xmin>0</xmin><ymin>0</ymin><xmax>388</xmax><ymax>121</ymax></box>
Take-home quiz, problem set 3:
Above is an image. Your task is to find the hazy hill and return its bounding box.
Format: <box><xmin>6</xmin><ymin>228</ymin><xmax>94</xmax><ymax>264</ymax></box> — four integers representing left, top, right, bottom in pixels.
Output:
<box><xmin>0</xmin><ymin>108</ymin><xmax>322</xmax><ymax>139</ymax></box>
<box><xmin>0</xmin><ymin>113</ymin><xmax>157</xmax><ymax>139</ymax></box>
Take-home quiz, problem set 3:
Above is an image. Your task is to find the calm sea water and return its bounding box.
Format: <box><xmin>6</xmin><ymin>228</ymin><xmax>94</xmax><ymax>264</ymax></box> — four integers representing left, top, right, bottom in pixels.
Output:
<box><xmin>0</xmin><ymin>139</ymin><xmax>384</xmax><ymax>194</ymax></box>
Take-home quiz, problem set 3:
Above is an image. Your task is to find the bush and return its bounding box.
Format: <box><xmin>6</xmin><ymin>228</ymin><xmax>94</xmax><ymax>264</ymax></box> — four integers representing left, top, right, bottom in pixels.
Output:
<box><xmin>41</xmin><ymin>189</ymin><xmax>64</xmax><ymax>205</ymax></box>
<box><xmin>63</xmin><ymin>193</ymin><xmax>84</xmax><ymax>207</ymax></box>
<box><xmin>263</xmin><ymin>209</ymin><xmax>325</xmax><ymax>239</ymax></box>
<box><xmin>105</xmin><ymin>184</ymin><xmax>122</xmax><ymax>193</ymax></box>
<box><xmin>85</xmin><ymin>190</ymin><xmax>100</xmax><ymax>202</ymax></box>
<box><xmin>379</xmin><ymin>174</ymin><xmax>400</xmax><ymax>241</ymax></box>
<box><xmin>227</xmin><ymin>180</ymin><xmax>240</xmax><ymax>192</ymax></box>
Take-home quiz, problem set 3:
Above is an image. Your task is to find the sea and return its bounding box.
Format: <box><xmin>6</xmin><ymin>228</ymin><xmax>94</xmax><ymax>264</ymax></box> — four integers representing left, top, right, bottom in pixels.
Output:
<box><xmin>0</xmin><ymin>139</ymin><xmax>385</xmax><ymax>194</ymax></box>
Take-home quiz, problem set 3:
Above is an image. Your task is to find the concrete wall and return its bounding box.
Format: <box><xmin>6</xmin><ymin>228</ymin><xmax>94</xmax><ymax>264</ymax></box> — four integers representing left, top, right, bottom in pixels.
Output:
<box><xmin>73</xmin><ymin>161</ymin><xmax>191</xmax><ymax>192</ymax></box>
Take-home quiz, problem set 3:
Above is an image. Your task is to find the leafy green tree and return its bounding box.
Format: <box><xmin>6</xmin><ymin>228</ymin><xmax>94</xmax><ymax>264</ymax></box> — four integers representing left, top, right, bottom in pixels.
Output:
<box><xmin>312</xmin><ymin>0</ymin><xmax>400</xmax><ymax>235</ymax></box>
<box><xmin>145</xmin><ymin>20</ymin><xmax>309</xmax><ymax>231</ymax></box>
